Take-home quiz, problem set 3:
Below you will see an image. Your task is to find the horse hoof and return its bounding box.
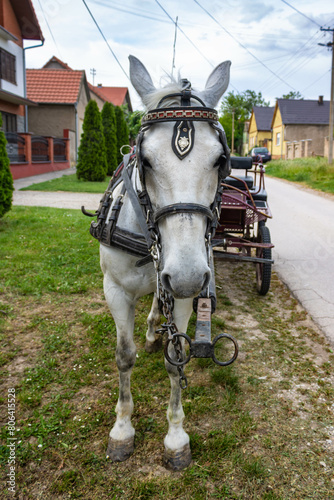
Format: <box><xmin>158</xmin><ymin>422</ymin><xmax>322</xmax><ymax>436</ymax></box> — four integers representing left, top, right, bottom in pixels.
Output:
<box><xmin>106</xmin><ymin>436</ymin><xmax>134</xmax><ymax>462</ymax></box>
<box><xmin>145</xmin><ymin>336</ymin><xmax>163</xmax><ymax>353</ymax></box>
<box><xmin>163</xmin><ymin>443</ymin><xmax>192</xmax><ymax>471</ymax></box>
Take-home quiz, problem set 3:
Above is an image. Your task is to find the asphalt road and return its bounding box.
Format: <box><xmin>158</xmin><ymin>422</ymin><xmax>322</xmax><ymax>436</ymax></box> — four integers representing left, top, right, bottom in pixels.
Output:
<box><xmin>12</xmin><ymin>169</ymin><xmax>334</xmax><ymax>345</ymax></box>
<box><xmin>265</xmin><ymin>176</ymin><xmax>334</xmax><ymax>345</ymax></box>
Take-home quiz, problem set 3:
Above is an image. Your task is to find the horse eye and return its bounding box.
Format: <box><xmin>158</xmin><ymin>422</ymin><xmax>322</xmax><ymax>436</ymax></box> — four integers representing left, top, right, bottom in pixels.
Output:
<box><xmin>142</xmin><ymin>158</ymin><xmax>152</xmax><ymax>169</ymax></box>
<box><xmin>213</xmin><ymin>156</ymin><xmax>222</xmax><ymax>168</ymax></box>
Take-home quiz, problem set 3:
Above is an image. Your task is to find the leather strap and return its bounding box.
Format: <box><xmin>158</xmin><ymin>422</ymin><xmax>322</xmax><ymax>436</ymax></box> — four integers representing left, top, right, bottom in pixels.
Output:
<box><xmin>154</xmin><ymin>203</ymin><xmax>214</xmax><ymax>223</ymax></box>
<box><xmin>121</xmin><ymin>166</ymin><xmax>154</xmax><ymax>250</ymax></box>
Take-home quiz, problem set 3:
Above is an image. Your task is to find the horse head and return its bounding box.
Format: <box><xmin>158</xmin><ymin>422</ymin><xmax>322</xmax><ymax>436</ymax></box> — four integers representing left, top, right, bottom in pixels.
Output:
<box><xmin>129</xmin><ymin>56</ymin><xmax>231</xmax><ymax>299</ymax></box>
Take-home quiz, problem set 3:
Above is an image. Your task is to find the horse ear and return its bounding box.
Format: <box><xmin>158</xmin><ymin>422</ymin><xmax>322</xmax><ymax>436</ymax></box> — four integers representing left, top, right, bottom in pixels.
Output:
<box><xmin>129</xmin><ymin>55</ymin><xmax>156</xmax><ymax>101</ymax></box>
<box><xmin>199</xmin><ymin>61</ymin><xmax>231</xmax><ymax>108</ymax></box>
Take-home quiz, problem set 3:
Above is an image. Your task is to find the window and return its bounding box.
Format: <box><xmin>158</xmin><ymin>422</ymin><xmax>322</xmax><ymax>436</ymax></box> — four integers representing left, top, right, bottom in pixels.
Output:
<box><xmin>276</xmin><ymin>132</ymin><xmax>280</xmax><ymax>146</ymax></box>
<box><xmin>0</xmin><ymin>49</ymin><xmax>16</xmax><ymax>84</ymax></box>
<box><xmin>1</xmin><ymin>112</ymin><xmax>17</xmax><ymax>133</ymax></box>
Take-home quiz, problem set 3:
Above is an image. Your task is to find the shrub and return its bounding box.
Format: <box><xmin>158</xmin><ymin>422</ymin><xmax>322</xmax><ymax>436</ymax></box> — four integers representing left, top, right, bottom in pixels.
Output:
<box><xmin>0</xmin><ymin>113</ymin><xmax>14</xmax><ymax>218</ymax></box>
<box><xmin>76</xmin><ymin>100</ymin><xmax>107</xmax><ymax>182</ymax></box>
<box><xmin>115</xmin><ymin>106</ymin><xmax>129</xmax><ymax>165</ymax></box>
<box><xmin>101</xmin><ymin>102</ymin><xmax>118</xmax><ymax>176</ymax></box>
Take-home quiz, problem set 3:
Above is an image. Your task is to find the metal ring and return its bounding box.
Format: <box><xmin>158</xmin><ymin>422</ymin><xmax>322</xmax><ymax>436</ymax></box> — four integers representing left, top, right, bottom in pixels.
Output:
<box><xmin>212</xmin><ymin>334</ymin><xmax>238</xmax><ymax>366</ymax></box>
<box><xmin>164</xmin><ymin>333</ymin><xmax>192</xmax><ymax>367</ymax></box>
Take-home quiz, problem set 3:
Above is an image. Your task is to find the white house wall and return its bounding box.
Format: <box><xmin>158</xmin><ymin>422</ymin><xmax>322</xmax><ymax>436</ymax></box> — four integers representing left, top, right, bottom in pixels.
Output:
<box><xmin>0</xmin><ymin>38</ymin><xmax>25</xmax><ymax>97</ymax></box>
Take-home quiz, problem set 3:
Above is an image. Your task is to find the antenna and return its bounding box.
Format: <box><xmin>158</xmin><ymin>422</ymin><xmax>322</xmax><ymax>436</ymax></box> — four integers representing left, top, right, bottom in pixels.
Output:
<box><xmin>172</xmin><ymin>16</ymin><xmax>178</xmax><ymax>76</ymax></box>
<box><xmin>90</xmin><ymin>68</ymin><xmax>96</xmax><ymax>86</ymax></box>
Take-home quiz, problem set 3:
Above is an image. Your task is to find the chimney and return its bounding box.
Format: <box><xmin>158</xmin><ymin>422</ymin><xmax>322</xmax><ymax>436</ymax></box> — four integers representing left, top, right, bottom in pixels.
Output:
<box><xmin>318</xmin><ymin>95</ymin><xmax>324</xmax><ymax>105</ymax></box>
<box><xmin>97</xmin><ymin>83</ymin><xmax>102</xmax><ymax>87</ymax></box>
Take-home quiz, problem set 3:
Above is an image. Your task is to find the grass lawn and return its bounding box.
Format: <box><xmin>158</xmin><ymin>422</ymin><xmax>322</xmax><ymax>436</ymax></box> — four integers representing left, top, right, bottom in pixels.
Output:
<box><xmin>20</xmin><ymin>174</ymin><xmax>110</xmax><ymax>194</ymax></box>
<box><xmin>0</xmin><ymin>207</ymin><xmax>334</xmax><ymax>498</ymax></box>
<box><xmin>265</xmin><ymin>157</ymin><xmax>334</xmax><ymax>194</ymax></box>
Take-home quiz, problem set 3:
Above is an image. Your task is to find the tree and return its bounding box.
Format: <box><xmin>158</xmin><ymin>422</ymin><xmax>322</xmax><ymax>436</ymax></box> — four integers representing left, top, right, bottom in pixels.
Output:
<box><xmin>76</xmin><ymin>100</ymin><xmax>107</xmax><ymax>182</ymax></box>
<box><xmin>279</xmin><ymin>91</ymin><xmax>303</xmax><ymax>100</ymax></box>
<box><xmin>101</xmin><ymin>102</ymin><xmax>118</xmax><ymax>176</ymax></box>
<box><xmin>219</xmin><ymin>90</ymin><xmax>270</xmax><ymax>153</ymax></box>
<box><xmin>115</xmin><ymin>106</ymin><xmax>129</xmax><ymax>165</ymax></box>
<box><xmin>0</xmin><ymin>113</ymin><xmax>14</xmax><ymax>218</ymax></box>
<box><xmin>124</xmin><ymin>108</ymin><xmax>144</xmax><ymax>145</ymax></box>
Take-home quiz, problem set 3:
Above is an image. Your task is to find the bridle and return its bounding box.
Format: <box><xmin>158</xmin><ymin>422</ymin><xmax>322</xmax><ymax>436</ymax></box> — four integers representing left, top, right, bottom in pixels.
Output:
<box><xmin>128</xmin><ymin>85</ymin><xmax>231</xmax><ymax>270</ymax></box>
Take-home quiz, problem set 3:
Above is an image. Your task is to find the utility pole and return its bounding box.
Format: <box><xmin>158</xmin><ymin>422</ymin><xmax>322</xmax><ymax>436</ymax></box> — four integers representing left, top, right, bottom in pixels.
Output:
<box><xmin>231</xmin><ymin>109</ymin><xmax>235</xmax><ymax>154</ymax></box>
<box><xmin>90</xmin><ymin>68</ymin><xmax>96</xmax><ymax>87</ymax></box>
<box><xmin>319</xmin><ymin>27</ymin><xmax>334</xmax><ymax>164</ymax></box>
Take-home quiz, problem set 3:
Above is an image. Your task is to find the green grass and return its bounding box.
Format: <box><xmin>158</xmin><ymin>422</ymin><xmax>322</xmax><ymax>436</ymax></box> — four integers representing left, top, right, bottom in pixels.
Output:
<box><xmin>0</xmin><ymin>207</ymin><xmax>334</xmax><ymax>499</ymax></box>
<box><xmin>20</xmin><ymin>173</ymin><xmax>109</xmax><ymax>193</ymax></box>
<box><xmin>266</xmin><ymin>157</ymin><xmax>334</xmax><ymax>194</ymax></box>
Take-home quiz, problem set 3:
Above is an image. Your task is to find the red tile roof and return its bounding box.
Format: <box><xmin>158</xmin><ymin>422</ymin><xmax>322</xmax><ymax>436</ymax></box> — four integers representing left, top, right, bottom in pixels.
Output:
<box><xmin>42</xmin><ymin>56</ymin><xmax>73</xmax><ymax>70</ymax></box>
<box><xmin>92</xmin><ymin>86</ymin><xmax>129</xmax><ymax>106</ymax></box>
<box><xmin>26</xmin><ymin>69</ymin><xmax>84</xmax><ymax>104</ymax></box>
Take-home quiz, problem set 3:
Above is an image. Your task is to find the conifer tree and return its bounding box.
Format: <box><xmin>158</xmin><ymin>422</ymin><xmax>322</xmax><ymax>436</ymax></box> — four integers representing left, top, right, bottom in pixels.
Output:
<box><xmin>115</xmin><ymin>106</ymin><xmax>129</xmax><ymax>165</ymax></box>
<box><xmin>101</xmin><ymin>102</ymin><xmax>118</xmax><ymax>176</ymax></box>
<box><xmin>0</xmin><ymin>113</ymin><xmax>14</xmax><ymax>218</ymax></box>
<box><xmin>76</xmin><ymin>100</ymin><xmax>107</xmax><ymax>182</ymax></box>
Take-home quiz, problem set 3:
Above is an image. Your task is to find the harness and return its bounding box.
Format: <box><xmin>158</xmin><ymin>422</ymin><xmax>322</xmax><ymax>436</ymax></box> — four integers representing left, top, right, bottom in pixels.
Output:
<box><xmin>82</xmin><ymin>84</ymin><xmax>238</xmax><ymax>388</ymax></box>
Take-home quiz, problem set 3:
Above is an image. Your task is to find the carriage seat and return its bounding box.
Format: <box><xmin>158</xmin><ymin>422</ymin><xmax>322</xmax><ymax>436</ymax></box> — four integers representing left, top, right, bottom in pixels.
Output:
<box><xmin>223</xmin><ymin>175</ymin><xmax>254</xmax><ymax>189</ymax></box>
<box><xmin>230</xmin><ymin>157</ymin><xmax>253</xmax><ymax>170</ymax></box>
<box><xmin>249</xmin><ymin>189</ymin><xmax>267</xmax><ymax>202</ymax></box>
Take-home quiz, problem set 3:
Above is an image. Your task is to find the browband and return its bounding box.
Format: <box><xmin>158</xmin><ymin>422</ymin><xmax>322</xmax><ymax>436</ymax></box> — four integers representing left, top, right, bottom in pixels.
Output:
<box><xmin>141</xmin><ymin>107</ymin><xmax>219</xmax><ymax>125</ymax></box>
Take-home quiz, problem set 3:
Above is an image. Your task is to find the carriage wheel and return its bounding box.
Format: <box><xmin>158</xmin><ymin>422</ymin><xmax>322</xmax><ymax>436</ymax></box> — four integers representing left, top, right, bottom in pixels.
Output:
<box><xmin>256</xmin><ymin>224</ymin><xmax>272</xmax><ymax>295</ymax></box>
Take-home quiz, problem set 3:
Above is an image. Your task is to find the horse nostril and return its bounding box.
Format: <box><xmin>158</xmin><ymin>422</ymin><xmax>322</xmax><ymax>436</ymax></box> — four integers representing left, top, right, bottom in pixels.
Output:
<box><xmin>161</xmin><ymin>272</ymin><xmax>172</xmax><ymax>293</ymax></box>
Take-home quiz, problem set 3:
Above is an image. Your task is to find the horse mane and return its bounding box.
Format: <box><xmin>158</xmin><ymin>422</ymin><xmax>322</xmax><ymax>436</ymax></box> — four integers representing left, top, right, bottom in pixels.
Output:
<box><xmin>142</xmin><ymin>76</ymin><xmax>199</xmax><ymax>110</ymax></box>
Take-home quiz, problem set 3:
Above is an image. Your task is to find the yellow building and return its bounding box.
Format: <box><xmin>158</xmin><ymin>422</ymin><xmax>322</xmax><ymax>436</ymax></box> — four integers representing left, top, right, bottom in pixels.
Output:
<box><xmin>248</xmin><ymin>106</ymin><xmax>274</xmax><ymax>153</ymax></box>
<box><xmin>271</xmin><ymin>98</ymin><xmax>330</xmax><ymax>159</ymax></box>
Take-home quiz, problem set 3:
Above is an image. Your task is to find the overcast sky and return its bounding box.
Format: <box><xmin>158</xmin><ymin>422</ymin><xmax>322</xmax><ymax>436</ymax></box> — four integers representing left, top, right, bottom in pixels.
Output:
<box><xmin>26</xmin><ymin>0</ymin><xmax>334</xmax><ymax>110</ymax></box>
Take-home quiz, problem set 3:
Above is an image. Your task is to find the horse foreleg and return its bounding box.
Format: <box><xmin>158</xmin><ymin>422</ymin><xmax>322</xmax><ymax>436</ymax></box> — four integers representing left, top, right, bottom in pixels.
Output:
<box><xmin>104</xmin><ymin>281</ymin><xmax>137</xmax><ymax>462</ymax></box>
<box><xmin>145</xmin><ymin>293</ymin><xmax>163</xmax><ymax>353</ymax></box>
<box><xmin>164</xmin><ymin>298</ymin><xmax>193</xmax><ymax>471</ymax></box>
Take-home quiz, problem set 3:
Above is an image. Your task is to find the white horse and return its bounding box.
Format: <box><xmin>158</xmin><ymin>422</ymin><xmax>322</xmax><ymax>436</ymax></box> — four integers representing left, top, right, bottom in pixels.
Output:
<box><xmin>99</xmin><ymin>55</ymin><xmax>231</xmax><ymax>470</ymax></box>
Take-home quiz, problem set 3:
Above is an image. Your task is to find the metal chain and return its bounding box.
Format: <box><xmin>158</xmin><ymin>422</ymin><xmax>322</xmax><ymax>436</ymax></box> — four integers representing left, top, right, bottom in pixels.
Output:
<box><xmin>156</xmin><ymin>278</ymin><xmax>188</xmax><ymax>389</ymax></box>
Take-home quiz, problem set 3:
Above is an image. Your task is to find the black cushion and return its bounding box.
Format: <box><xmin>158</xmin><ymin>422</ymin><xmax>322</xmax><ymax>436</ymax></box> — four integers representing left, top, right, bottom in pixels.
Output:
<box><xmin>230</xmin><ymin>157</ymin><xmax>253</xmax><ymax>170</ymax></box>
<box><xmin>223</xmin><ymin>176</ymin><xmax>254</xmax><ymax>189</ymax></box>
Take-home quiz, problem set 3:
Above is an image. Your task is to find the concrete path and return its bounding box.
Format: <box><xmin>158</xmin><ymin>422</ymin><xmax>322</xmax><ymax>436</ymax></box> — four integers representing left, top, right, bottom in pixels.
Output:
<box><xmin>265</xmin><ymin>176</ymin><xmax>334</xmax><ymax>345</ymax></box>
<box><xmin>13</xmin><ymin>168</ymin><xmax>101</xmax><ymax>211</ymax></box>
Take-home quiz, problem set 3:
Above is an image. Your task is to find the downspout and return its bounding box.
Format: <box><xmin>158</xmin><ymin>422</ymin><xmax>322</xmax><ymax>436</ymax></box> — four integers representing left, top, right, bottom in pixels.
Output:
<box><xmin>75</xmin><ymin>101</ymin><xmax>78</xmax><ymax>162</ymax></box>
<box><xmin>23</xmin><ymin>40</ymin><xmax>44</xmax><ymax>132</ymax></box>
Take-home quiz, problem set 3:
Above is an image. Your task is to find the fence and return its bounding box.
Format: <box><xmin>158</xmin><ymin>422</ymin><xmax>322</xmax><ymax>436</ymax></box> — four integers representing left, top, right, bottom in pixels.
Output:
<box><xmin>6</xmin><ymin>133</ymin><xmax>70</xmax><ymax>180</ymax></box>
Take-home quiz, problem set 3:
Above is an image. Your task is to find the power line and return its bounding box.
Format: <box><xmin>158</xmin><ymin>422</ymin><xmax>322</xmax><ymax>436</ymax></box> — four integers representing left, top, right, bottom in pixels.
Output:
<box><xmin>154</xmin><ymin>0</ymin><xmax>214</xmax><ymax>68</ymax></box>
<box><xmin>280</xmin><ymin>0</ymin><xmax>320</xmax><ymax>28</ymax></box>
<box><xmin>154</xmin><ymin>0</ymin><xmax>239</xmax><ymax>92</ymax></box>
<box><xmin>89</xmin><ymin>0</ymin><xmax>171</xmax><ymax>25</ymax></box>
<box><xmin>193</xmin><ymin>0</ymin><xmax>296</xmax><ymax>91</ymax></box>
<box><xmin>81</xmin><ymin>0</ymin><xmax>129</xmax><ymax>80</ymax></box>
<box><xmin>37</xmin><ymin>0</ymin><xmax>63</xmax><ymax>59</ymax></box>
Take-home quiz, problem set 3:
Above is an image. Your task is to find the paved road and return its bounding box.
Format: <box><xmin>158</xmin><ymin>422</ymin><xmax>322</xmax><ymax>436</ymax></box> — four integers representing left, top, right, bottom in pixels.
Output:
<box><xmin>265</xmin><ymin>176</ymin><xmax>334</xmax><ymax>344</ymax></box>
<box><xmin>12</xmin><ymin>170</ymin><xmax>334</xmax><ymax>345</ymax></box>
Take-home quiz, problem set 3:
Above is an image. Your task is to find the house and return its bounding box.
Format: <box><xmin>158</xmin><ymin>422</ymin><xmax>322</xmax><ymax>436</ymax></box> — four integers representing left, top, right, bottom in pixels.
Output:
<box><xmin>26</xmin><ymin>56</ymin><xmax>91</xmax><ymax>164</ymax></box>
<box><xmin>271</xmin><ymin>97</ymin><xmax>330</xmax><ymax>159</ymax></box>
<box><xmin>26</xmin><ymin>56</ymin><xmax>133</xmax><ymax>163</ymax></box>
<box><xmin>90</xmin><ymin>84</ymin><xmax>133</xmax><ymax>112</ymax></box>
<box><xmin>0</xmin><ymin>0</ymin><xmax>43</xmax><ymax>134</ymax></box>
<box><xmin>248</xmin><ymin>106</ymin><xmax>274</xmax><ymax>152</ymax></box>
<box><xmin>0</xmin><ymin>1</ymin><xmax>71</xmax><ymax>179</ymax></box>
